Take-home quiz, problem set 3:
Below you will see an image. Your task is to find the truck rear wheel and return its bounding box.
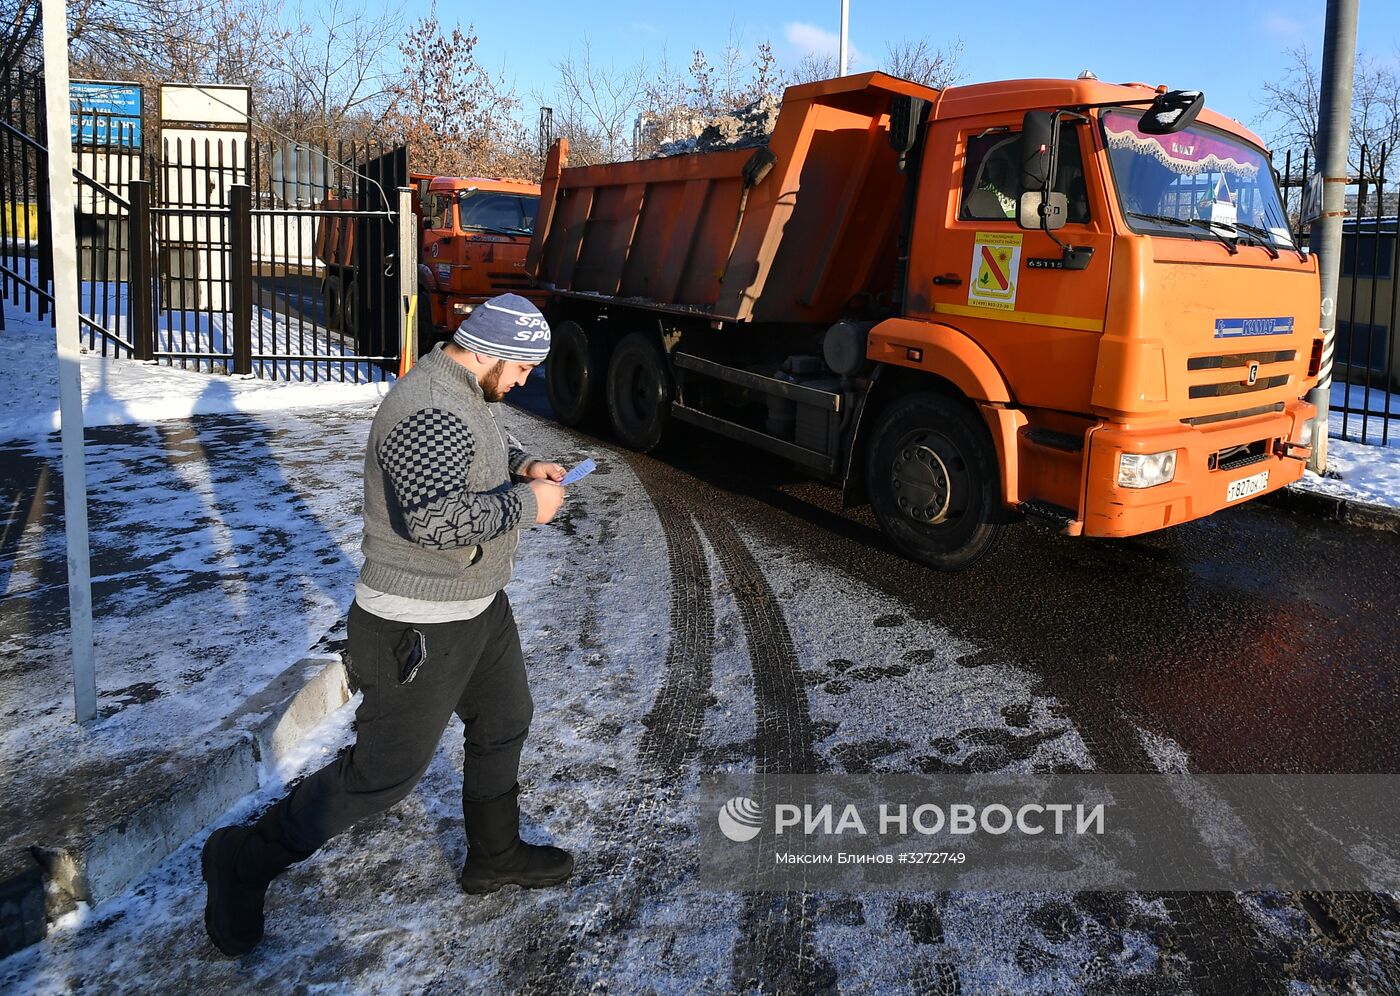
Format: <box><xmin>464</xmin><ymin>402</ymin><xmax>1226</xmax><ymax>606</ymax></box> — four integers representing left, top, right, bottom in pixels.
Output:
<box><xmin>547</xmin><ymin>320</ymin><xmax>608</xmax><ymax>426</ymax></box>
<box><xmin>342</xmin><ymin>280</ymin><xmax>359</xmax><ymax>343</ymax></box>
<box><xmin>867</xmin><ymin>392</ymin><xmax>1006</xmax><ymax>571</ymax></box>
<box><xmin>607</xmin><ymin>331</ymin><xmax>673</xmax><ymax>452</ymax></box>
<box><xmin>322</xmin><ymin>275</ymin><xmax>342</xmax><ymax>329</ymax></box>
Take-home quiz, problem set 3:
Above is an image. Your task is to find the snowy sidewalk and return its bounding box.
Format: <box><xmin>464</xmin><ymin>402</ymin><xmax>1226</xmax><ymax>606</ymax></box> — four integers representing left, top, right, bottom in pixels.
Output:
<box><xmin>0</xmin><ymin>384</ymin><xmax>616</xmax><ymax>953</ymax></box>
<box><xmin>0</xmin><ymin>306</ymin><xmax>392</xmax><ymax>443</ymax></box>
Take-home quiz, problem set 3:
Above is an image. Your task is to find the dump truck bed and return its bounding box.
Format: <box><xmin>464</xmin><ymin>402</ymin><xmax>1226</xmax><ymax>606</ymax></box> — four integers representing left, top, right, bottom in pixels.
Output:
<box><xmin>527</xmin><ymin>73</ymin><xmax>941</xmax><ymax>325</ymax></box>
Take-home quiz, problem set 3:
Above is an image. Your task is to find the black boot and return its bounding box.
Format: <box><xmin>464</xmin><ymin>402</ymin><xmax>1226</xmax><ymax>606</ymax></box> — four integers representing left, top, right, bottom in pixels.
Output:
<box><xmin>460</xmin><ymin>784</ymin><xmax>573</xmax><ymax>895</ymax></box>
<box><xmin>201</xmin><ymin>801</ymin><xmax>313</xmax><ymax>956</ymax></box>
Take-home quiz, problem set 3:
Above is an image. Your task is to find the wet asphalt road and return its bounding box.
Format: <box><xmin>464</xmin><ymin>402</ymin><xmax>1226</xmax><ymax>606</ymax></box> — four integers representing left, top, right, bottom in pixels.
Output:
<box><xmin>510</xmin><ymin>375</ymin><xmax>1400</xmax><ymax>780</ymax></box>
<box><xmin>508</xmin><ymin>373</ymin><xmax>1400</xmax><ymax>992</ymax></box>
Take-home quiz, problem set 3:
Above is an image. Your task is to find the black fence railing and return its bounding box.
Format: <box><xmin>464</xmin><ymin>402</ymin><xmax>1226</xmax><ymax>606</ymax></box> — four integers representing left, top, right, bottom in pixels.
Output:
<box><xmin>1280</xmin><ymin>144</ymin><xmax>1399</xmax><ymax>446</ymax></box>
<box><xmin>1</xmin><ymin>19</ymin><xmax>53</xmax><ymax>329</ymax></box>
<box><xmin>1</xmin><ymin>20</ymin><xmax>409</xmax><ymax>384</ymax></box>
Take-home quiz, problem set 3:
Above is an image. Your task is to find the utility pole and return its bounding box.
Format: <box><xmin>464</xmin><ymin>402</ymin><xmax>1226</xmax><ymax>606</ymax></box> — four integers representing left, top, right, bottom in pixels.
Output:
<box><xmin>838</xmin><ymin>0</ymin><xmax>850</xmax><ymax>77</ymax></box>
<box><xmin>1308</xmin><ymin>0</ymin><xmax>1358</xmax><ymax>474</ymax></box>
<box><xmin>41</xmin><ymin>0</ymin><xmax>97</xmax><ymax>722</ymax></box>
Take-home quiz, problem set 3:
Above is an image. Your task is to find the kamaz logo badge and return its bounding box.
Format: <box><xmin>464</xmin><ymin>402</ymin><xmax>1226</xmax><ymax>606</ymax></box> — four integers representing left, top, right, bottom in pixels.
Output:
<box><xmin>1245</xmin><ymin>361</ymin><xmax>1260</xmax><ymax>386</ymax></box>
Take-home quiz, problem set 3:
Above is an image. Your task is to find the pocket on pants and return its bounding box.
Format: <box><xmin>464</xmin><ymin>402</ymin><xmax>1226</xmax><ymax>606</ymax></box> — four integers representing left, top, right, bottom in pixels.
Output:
<box><xmin>386</xmin><ymin>626</ymin><xmax>427</xmax><ymax>684</ymax></box>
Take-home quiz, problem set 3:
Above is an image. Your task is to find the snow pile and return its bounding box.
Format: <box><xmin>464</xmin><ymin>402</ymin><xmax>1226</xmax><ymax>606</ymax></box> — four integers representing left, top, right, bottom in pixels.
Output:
<box><xmin>651</xmin><ymin>94</ymin><xmax>781</xmax><ymax>158</ymax></box>
<box><xmin>1295</xmin><ymin>436</ymin><xmax>1400</xmax><ymax>510</ymax></box>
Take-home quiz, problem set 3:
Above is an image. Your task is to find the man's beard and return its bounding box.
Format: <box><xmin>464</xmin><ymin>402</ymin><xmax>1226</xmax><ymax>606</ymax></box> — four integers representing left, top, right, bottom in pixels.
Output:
<box><xmin>480</xmin><ymin>359</ymin><xmax>506</xmax><ymax>401</ymax></box>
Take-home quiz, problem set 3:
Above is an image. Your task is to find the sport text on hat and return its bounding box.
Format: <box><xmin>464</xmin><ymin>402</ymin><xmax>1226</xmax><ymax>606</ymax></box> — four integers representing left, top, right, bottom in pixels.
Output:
<box><xmin>453</xmin><ymin>293</ymin><xmax>552</xmax><ymax>363</ymax></box>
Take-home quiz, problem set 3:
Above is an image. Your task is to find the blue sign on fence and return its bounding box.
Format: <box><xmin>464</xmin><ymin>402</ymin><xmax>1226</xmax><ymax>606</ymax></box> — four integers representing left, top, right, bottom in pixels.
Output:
<box><xmin>71</xmin><ymin>81</ymin><xmax>143</xmax><ymax>148</ymax></box>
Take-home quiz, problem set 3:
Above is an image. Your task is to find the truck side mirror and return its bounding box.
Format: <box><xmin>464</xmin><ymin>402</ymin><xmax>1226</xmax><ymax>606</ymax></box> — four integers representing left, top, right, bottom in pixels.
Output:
<box><xmin>1138</xmin><ymin>90</ymin><xmax>1204</xmax><ymax>135</ymax></box>
<box><xmin>1020</xmin><ymin>111</ymin><xmax>1056</xmax><ymax>190</ymax></box>
<box><xmin>888</xmin><ymin>95</ymin><xmax>929</xmax><ymax>171</ymax></box>
<box><xmin>1018</xmin><ymin>191</ymin><xmax>1068</xmax><ymax>232</ymax></box>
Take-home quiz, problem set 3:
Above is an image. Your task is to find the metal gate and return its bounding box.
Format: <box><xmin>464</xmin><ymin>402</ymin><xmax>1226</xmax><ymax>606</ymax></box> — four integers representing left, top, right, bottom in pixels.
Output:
<box><xmin>150</xmin><ymin>136</ymin><xmax>408</xmax><ymax>381</ymax></box>
<box><xmin>1</xmin><ymin>29</ymin><xmax>411</xmax><ymax>385</ymax></box>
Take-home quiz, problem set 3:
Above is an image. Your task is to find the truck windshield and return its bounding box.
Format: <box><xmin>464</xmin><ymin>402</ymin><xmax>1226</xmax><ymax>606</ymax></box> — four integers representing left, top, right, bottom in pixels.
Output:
<box><xmin>457</xmin><ymin>191</ymin><xmax>539</xmax><ymax>235</ymax></box>
<box><xmin>1100</xmin><ymin>109</ymin><xmax>1295</xmax><ymax>250</ymax></box>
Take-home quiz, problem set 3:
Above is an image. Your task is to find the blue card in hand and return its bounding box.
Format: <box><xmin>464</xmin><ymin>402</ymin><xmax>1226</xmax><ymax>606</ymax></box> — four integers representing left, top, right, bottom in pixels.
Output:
<box><xmin>562</xmin><ymin>458</ymin><xmax>596</xmax><ymax>485</ymax></box>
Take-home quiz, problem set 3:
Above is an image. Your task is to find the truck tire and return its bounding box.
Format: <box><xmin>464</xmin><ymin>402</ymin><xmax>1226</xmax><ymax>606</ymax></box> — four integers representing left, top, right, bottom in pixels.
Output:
<box><xmin>342</xmin><ymin>280</ymin><xmax>359</xmax><ymax>343</ymax></box>
<box><xmin>416</xmin><ymin>290</ymin><xmax>437</xmax><ymax>357</ymax></box>
<box><xmin>547</xmin><ymin>320</ymin><xmax>608</xmax><ymax>426</ymax></box>
<box><xmin>607</xmin><ymin>331</ymin><xmax>673</xmax><ymax>452</ymax></box>
<box><xmin>866</xmin><ymin>392</ymin><xmax>1006</xmax><ymax>571</ymax></box>
<box><xmin>323</xmin><ymin>275</ymin><xmax>342</xmax><ymax>329</ymax></box>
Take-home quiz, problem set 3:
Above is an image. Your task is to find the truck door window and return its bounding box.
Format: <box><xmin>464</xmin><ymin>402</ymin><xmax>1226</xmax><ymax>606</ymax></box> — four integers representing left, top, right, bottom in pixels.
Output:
<box><xmin>424</xmin><ymin>192</ymin><xmax>450</xmax><ymax>230</ymax></box>
<box><xmin>960</xmin><ymin>129</ymin><xmax>1091</xmax><ymax>223</ymax></box>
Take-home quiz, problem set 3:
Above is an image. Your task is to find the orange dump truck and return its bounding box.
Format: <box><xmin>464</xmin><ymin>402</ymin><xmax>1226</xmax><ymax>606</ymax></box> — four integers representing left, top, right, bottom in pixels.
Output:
<box><xmin>317</xmin><ymin>174</ymin><xmax>542</xmax><ymax>346</ymax></box>
<box><xmin>528</xmin><ymin>73</ymin><xmax>1321</xmax><ymax>569</ymax></box>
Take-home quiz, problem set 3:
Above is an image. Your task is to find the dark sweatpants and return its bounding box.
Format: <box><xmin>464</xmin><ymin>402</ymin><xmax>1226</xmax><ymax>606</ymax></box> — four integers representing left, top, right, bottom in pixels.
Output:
<box><xmin>278</xmin><ymin>591</ymin><xmax>534</xmax><ymax>854</ymax></box>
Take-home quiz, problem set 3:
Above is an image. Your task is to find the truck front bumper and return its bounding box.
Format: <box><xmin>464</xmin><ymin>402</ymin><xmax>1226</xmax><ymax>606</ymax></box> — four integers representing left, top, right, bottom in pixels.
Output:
<box><xmin>1081</xmin><ymin>398</ymin><xmax>1316</xmax><ymax>538</ymax></box>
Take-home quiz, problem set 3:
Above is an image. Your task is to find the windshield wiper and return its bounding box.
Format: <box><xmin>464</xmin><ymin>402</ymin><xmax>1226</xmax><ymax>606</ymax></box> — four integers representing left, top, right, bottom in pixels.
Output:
<box><xmin>1228</xmin><ymin>221</ymin><xmax>1300</xmax><ymax>260</ymax></box>
<box><xmin>463</xmin><ymin>224</ymin><xmax>531</xmax><ymax>236</ymax></box>
<box><xmin>1126</xmin><ymin>211</ymin><xmax>1197</xmax><ymax>229</ymax></box>
<box><xmin>1128</xmin><ymin>212</ymin><xmax>1239</xmax><ymax>255</ymax></box>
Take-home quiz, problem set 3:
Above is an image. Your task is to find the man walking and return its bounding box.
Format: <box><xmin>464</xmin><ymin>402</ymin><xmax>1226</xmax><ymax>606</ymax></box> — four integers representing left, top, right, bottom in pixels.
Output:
<box><xmin>202</xmin><ymin>293</ymin><xmax>571</xmax><ymax>957</ymax></box>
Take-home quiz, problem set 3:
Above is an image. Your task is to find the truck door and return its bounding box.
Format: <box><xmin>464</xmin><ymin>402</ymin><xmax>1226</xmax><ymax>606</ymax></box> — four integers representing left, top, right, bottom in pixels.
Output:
<box><xmin>909</xmin><ymin>118</ymin><xmax>1114</xmax><ymax>413</ymax></box>
<box><xmin>421</xmin><ymin>190</ymin><xmax>456</xmax><ymax>326</ymax></box>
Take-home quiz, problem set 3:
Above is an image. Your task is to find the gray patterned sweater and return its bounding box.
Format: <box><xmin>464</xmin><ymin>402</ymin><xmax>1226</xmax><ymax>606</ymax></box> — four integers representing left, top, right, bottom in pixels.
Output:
<box><xmin>358</xmin><ymin>344</ymin><xmax>541</xmax><ymax>600</ymax></box>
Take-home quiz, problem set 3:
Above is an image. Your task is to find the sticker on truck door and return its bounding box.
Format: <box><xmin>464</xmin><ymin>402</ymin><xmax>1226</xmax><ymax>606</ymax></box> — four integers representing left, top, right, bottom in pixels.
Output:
<box><xmin>967</xmin><ymin>232</ymin><xmax>1022</xmax><ymax>311</ymax></box>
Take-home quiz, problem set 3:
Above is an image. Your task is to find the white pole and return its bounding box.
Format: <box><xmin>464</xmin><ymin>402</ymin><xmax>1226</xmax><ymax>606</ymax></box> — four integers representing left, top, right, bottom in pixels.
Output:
<box><xmin>839</xmin><ymin>0</ymin><xmax>850</xmax><ymax>77</ymax></box>
<box><xmin>41</xmin><ymin>0</ymin><xmax>97</xmax><ymax>723</ymax></box>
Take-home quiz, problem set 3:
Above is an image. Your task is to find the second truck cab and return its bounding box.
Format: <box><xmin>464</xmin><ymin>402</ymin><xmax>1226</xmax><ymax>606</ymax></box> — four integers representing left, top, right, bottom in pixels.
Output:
<box><xmin>416</xmin><ymin>175</ymin><xmax>544</xmax><ymax>340</ymax></box>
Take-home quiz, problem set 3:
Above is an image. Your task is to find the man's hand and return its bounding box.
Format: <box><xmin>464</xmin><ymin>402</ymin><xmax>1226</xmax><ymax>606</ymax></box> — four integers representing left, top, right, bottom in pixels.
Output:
<box><xmin>529</xmin><ymin>480</ymin><xmax>565</xmax><ymax>523</ymax></box>
<box><xmin>522</xmin><ymin>461</ymin><xmax>566</xmax><ymax>483</ymax></box>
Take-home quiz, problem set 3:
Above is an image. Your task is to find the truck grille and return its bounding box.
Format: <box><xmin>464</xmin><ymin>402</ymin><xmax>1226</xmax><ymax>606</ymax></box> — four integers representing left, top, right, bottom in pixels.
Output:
<box><xmin>1189</xmin><ymin>374</ymin><xmax>1290</xmax><ymax>399</ymax></box>
<box><xmin>1186</xmin><ymin>349</ymin><xmax>1295</xmax><ymax>370</ymax></box>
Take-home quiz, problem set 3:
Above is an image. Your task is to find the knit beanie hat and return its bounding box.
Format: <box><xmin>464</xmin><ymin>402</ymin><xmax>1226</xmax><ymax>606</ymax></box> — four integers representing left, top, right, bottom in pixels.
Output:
<box><xmin>452</xmin><ymin>293</ymin><xmax>552</xmax><ymax>362</ymax></box>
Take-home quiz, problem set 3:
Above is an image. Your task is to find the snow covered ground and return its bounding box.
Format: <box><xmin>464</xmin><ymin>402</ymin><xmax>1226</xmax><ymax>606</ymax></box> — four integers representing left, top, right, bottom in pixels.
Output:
<box><xmin>1</xmin><ymin>298</ymin><xmax>1397</xmax><ymax>991</ymax></box>
<box><xmin>0</xmin><ymin>306</ymin><xmax>390</xmax><ymax>442</ymax></box>
<box><xmin>1290</xmin><ymin>382</ymin><xmax>1400</xmax><ymax>510</ymax></box>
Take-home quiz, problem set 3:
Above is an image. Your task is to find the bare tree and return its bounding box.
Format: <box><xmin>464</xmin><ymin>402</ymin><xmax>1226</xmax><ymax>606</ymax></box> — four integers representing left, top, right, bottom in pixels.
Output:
<box><xmin>786</xmin><ymin>51</ymin><xmax>836</xmax><ymax>85</ymax></box>
<box><xmin>883</xmin><ymin>37</ymin><xmax>965</xmax><ymax>89</ymax></box>
<box><xmin>544</xmin><ymin>40</ymin><xmax>645</xmax><ymax>166</ymax></box>
<box><xmin>262</xmin><ymin>0</ymin><xmax>399</xmax><ymax>146</ymax></box>
<box><xmin>1</xmin><ymin>0</ymin><xmax>41</xmax><ymax>75</ymax></box>
<box><xmin>1258</xmin><ymin>44</ymin><xmax>1400</xmax><ymax>190</ymax></box>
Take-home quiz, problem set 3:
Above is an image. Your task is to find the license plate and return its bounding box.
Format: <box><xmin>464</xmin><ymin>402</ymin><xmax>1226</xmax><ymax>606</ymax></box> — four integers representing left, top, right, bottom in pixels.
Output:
<box><xmin>1226</xmin><ymin>470</ymin><xmax>1269</xmax><ymax>503</ymax></box>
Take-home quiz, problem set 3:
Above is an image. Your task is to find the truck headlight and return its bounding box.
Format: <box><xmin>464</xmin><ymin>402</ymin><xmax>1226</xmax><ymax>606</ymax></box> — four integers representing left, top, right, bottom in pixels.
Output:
<box><xmin>1295</xmin><ymin>419</ymin><xmax>1313</xmax><ymax>447</ymax></box>
<box><xmin>453</xmin><ymin>303</ymin><xmax>473</xmax><ymax>316</ymax></box>
<box><xmin>1117</xmin><ymin>450</ymin><xmax>1178</xmax><ymax>489</ymax></box>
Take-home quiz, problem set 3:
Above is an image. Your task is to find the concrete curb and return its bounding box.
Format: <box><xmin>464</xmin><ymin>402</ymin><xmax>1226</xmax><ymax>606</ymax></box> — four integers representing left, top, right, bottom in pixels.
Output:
<box><xmin>1262</xmin><ymin>485</ymin><xmax>1400</xmax><ymax>533</ymax></box>
<box><xmin>1</xmin><ymin>657</ymin><xmax>350</xmax><ymax>959</ymax></box>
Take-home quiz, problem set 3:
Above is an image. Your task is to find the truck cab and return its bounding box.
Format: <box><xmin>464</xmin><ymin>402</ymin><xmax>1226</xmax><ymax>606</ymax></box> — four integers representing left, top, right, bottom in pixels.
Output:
<box><xmin>416</xmin><ymin>176</ymin><xmax>544</xmax><ymax>342</ymax></box>
<box><xmin>887</xmin><ymin>78</ymin><xmax>1318</xmax><ymax>540</ymax></box>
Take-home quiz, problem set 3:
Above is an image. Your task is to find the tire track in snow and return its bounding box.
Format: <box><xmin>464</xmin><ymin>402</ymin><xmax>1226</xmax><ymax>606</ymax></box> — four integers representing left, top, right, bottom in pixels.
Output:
<box><xmin>514</xmin><ymin>460</ymin><xmax>717</xmax><ymax>993</ymax></box>
<box><xmin>694</xmin><ymin>513</ymin><xmax>835</xmax><ymax>995</ymax></box>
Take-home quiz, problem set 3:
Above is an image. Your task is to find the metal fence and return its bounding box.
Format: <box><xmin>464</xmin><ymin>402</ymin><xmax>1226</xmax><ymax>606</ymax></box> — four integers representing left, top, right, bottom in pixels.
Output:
<box><xmin>1</xmin><ymin>23</ymin><xmax>54</xmax><ymax>329</ymax></box>
<box><xmin>1280</xmin><ymin>145</ymin><xmax>1399</xmax><ymax>446</ymax></box>
<box><xmin>1</xmin><ymin>12</ymin><xmax>410</xmax><ymax>383</ymax></box>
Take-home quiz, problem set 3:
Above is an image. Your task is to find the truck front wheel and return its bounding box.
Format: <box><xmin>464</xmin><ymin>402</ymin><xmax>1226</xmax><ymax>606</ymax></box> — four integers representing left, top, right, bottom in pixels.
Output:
<box><xmin>606</xmin><ymin>331</ymin><xmax>673</xmax><ymax>452</ymax></box>
<box><xmin>867</xmin><ymin>392</ymin><xmax>1006</xmax><ymax>571</ymax></box>
<box><xmin>547</xmin><ymin>320</ymin><xmax>609</xmax><ymax>426</ymax></box>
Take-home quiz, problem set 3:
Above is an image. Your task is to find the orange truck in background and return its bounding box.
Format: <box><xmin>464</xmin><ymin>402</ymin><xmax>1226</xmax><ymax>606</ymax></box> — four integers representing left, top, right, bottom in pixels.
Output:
<box><xmin>527</xmin><ymin>72</ymin><xmax>1322</xmax><ymax>570</ymax></box>
<box><xmin>316</xmin><ymin>173</ymin><xmax>543</xmax><ymax>349</ymax></box>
